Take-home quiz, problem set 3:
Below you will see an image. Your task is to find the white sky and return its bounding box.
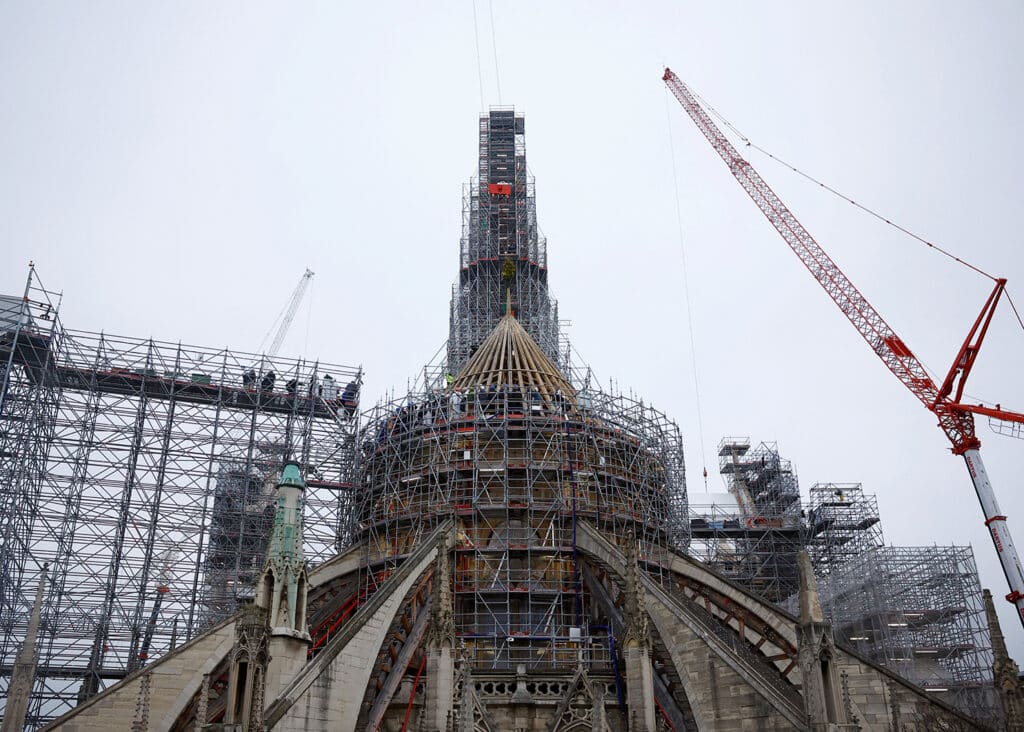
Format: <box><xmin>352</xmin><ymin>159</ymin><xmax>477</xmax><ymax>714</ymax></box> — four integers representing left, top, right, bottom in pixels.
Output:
<box><xmin>3</xmin><ymin>1</ymin><xmax>1024</xmax><ymax>657</ymax></box>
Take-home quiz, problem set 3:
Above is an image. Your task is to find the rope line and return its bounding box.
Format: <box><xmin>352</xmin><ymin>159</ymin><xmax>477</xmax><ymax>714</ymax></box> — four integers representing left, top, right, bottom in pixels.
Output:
<box><xmin>687</xmin><ymin>87</ymin><xmax>999</xmax><ymax>283</ymax></box>
<box><xmin>664</xmin><ymin>88</ymin><xmax>710</xmax><ymax>489</ymax></box>
<box><xmin>1006</xmin><ymin>290</ymin><xmax>1024</xmax><ymax>333</ymax></box>
<box><xmin>686</xmin><ymin>84</ymin><xmax>1024</xmax><ymax>341</ymax></box>
<box><xmin>488</xmin><ymin>0</ymin><xmax>502</xmax><ymax>104</ymax></box>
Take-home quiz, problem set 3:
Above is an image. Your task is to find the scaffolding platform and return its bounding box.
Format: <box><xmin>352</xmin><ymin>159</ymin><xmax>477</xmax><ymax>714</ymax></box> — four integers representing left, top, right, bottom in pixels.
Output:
<box><xmin>690</xmin><ymin>440</ymin><xmax>803</xmax><ymax>604</ymax></box>
<box><xmin>717</xmin><ymin>437</ymin><xmax>750</xmax><ymax>458</ymax></box>
<box><xmin>352</xmin><ymin>342</ymin><xmax>686</xmax><ymax>672</ymax></box>
<box><xmin>800</xmin><ymin>483</ymin><xmax>994</xmax><ymax>721</ymax></box>
<box><xmin>0</xmin><ymin>270</ymin><xmax>362</xmax><ymax>726</ymax></box>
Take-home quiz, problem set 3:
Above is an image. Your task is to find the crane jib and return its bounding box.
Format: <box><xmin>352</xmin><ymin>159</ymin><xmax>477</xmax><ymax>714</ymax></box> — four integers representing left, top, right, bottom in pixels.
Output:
<box><xmin>663</xmin><ymin>66</ymin><xmax>1024</xmax><ymax>625</ymax></box>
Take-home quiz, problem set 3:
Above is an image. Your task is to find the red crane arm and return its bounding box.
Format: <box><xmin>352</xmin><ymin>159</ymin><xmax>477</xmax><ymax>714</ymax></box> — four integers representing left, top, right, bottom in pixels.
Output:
<box><xmin>954</xmin><ymin>402</ymin><xmax>1024</xmax><ymax>424</ymax></box>
<box><xmin>661</xmin><ymin>67</ymin><xmax>977</xmax><ymax>449</ymax></box>
<box><xmin>937</xmin><ymin>278</ymin><xmax>1006</xmax><ymax>406</ymax></box>
<box><xmin>663</xmin><ymin>67</ymin><xmax>1024</xmax><ymax>620</ymax></box>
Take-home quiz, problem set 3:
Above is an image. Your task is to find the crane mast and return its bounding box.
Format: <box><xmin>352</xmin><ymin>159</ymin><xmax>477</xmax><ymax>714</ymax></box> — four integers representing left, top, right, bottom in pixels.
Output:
<box><xmin>663</xmin><ymin>67</ymin><xmax>1024</xmax><ymax>627</ymax></box>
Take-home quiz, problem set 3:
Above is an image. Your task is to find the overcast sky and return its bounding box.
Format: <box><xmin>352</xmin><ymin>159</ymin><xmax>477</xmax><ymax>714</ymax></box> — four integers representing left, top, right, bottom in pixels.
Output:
<box><xmin>3</xmin><ymin>2</ymin><xmax>1024</xmax><ymax>657</ymax></box>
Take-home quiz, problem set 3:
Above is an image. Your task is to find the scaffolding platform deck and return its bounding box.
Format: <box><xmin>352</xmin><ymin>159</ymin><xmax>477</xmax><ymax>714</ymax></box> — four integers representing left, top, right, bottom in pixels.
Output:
<box><xmin>0</xmin><ymin>274</ymin><xmax>363</xmax><ymax>727</ymax></box>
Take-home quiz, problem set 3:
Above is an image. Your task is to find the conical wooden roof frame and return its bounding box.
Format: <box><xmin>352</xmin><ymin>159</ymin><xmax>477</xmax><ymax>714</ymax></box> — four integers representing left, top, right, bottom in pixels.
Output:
<box><xmin>451</xmin><ymin>313</ymin><xmax>576</xmax><ymax>408</ymax></box>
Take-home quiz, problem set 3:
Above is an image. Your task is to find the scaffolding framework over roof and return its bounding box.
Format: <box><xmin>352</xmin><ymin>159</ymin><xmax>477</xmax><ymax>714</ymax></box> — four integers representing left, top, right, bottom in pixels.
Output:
<box><xmin>689</xmin><ymin>451</ymin><xmax>993</xmax><ymax>720</ymax></box>
<box><xmin>448</xmin><ymin>109</ymin><xmax>560</xmax><ymax>376</ymax></box>
<box><xmin>1</xmin><ymin>102</ymin><xmax>1006</xmax><ymax>728</ymax></box>
<box><xmin>0</xmin><ymin>269</ymin><xmax>361</xmax><ymax>727</ymax></box>
<box><xmin>805</xmin><ymin>482</ymin><xmax>883</xmax><ymax>575</ymax></box>
<box><xmin>798</xmin><ymin>482</ymin><xmax>994</xmax><ymax>722</ymax></box>
<box><xmin>388</xmin><ymin>109</ymin><xmax>690</xmax><ymax>670</ymax></box>
<box><xmin>351</xmin><ymin>337</ymin><xmax>686</xmax><ymax>672</ymax></box>
<box><xmin>689</xmin><ymin>438</ymin><xmax>804</xmax><ymax>604</ymax></box>
<box><xmin>813</xmin><ymin>544</ymin><xmax>995</xmax><ymax>721</ymax></box>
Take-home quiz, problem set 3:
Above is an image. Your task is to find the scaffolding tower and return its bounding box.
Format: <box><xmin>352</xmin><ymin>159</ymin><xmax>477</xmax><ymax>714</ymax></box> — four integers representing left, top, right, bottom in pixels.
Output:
<box><xmin>202</xmin><ymin>449</ymin><xmax>285</xmax><ymax>624</ymax></box>
<box><xmin>814</xmin><ymin>545</ymin><xmax>994</xmax><ymax>721</ymax></box>
<box><xmin>693</xmin><ymin>438</ymin><xmax>803</xmax><ymax>603</ymax></box>
<box><xmin>0</xmin><ymin>268</ymin><xmax>361</xmax><ymax>728</ymax></box>
<box><xmin>795</xmin><ymin>482</ymin><xmax>994</xmax><ymax>720</ymax></box>
<box><xmin>448</xmin><ymin>109</ymin><xmax>560</xmax><ymax>375</ymax></box>
<box><xmin>351</xmin><ymin>354</ymin><xmax>686</xmax><ymax>672</ymax></box>
<box><xmin>805</xmin><ymin>483</ymin><xmax>883</xmax><ymax>575</ymax></box>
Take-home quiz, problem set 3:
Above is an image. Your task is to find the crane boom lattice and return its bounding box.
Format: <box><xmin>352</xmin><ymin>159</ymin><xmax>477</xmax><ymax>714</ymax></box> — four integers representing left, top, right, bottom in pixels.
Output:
<box><xmin>662</xmin><ymin>67</ymin><xmax>1024</xmax><ymax>627</ymax></box>
<box><xmin>265</xmin><ymin>268</ymin><xmax>314</xmax><ymax>358</ymax></box>
<box><xmin>660</xmin><ymin>70</ymin><xmax>955</xmax><ymax>423</ymax></box>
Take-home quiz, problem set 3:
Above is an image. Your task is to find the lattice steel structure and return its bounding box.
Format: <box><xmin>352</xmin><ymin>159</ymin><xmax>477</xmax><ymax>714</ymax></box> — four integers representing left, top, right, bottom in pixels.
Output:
<box><xmin>804</xmin><ymin>482</ymin><xmax>883</xmax><ymax>576</ymax></box>
<box><xmin>685</xmin><ymin>494</ymin><xmax>803</xmax><ymax>604</ymax></box>
<box><xmin>382</xmin><ymin>107</ymin><xmax>687</xmax><ymax>671</ymax></box>
<box><xmin>699</xmin><ymin>438</ymin><xmax>803</xmax><ymax>603</ymax></box>
<box><xmin>794</xmin><ymin>482</ymin><xmax>995</xmax><ymax>721</ymax></box>
<box><xmin>448</xmin><ymin>109</ymin><xmax>560</xmax><ymax>375</ymax></box>
<box><xmin>813</xmin><ymin>544</ymin><xmax>994</xmax><ymax>721</ymax></box>
<box><xmin>0</xmin><ymin>267</ymin><xmax>361</xmax><ymax>728</ymax></box>
<box><xmin>351</xmin><ymin>352</ymin><xmax>686</xmax><ymax>672</ymax></box>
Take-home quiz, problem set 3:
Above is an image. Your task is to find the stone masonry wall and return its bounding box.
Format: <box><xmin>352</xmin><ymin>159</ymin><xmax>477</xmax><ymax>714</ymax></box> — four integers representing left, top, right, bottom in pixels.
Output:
<box><xmin>268</xmin><ymin>544</ymin><xmax>438</xmax><ymax>731</ymax></box>
<box><xmin>44</xmin><ymin>621</ymin><xmax>236</xmax><ymax>731</ymax></box>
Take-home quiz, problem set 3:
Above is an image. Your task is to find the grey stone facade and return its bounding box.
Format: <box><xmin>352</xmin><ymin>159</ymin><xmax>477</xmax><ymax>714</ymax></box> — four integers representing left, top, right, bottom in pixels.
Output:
<box><xmin>45</xmin><ymin>457</ymin><xmax>994</xmax><ymax>732</ymax></box>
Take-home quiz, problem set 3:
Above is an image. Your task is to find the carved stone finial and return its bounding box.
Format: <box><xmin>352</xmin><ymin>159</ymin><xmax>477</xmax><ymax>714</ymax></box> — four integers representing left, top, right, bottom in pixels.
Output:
<box><xmin>622</xmin><ymin>533</ymin><xmax>651</xmax><ymax>649</ymax></box>
<box><xmin>225</xmin><ymin>603</ymin><xmax>269</xmax><ymax>730</ymax></box>
<box><xmin>1</xmin><ymin>563</ymin><xmax>48</xmax><ymax>732</ymax></box>
<box><xmin>840</xmin><ymin>670</ymin><xmax>859</xmax><ymax>727</ymax></box>
<box><xmin>984</xmin><ymin>588</ymin><xmax>1024</xmax><ymax>726</ymax></box>
<box><xmin>428</xmin><ymin>532</ymin><xmax>455</xmax><ymax>648</ymax></box>
<box><xmin>196</xmin><ymin>673</ymin><xmax>211</xmax><ymax>729</ymax></box>
<box><xmin>511</xmin><ymin>663</ymin><xmax>533</xmax><ymax>705</ymax></box>
<box><xmin>887</xmin><ymin>680</ymin><xmax>901</xmax><ymax>728</ymax></box>
<box><xmin>258</xmin><ymin>462</ymin><xmax>310</xmax><ymax>640</ymax></box>
<box><xmin>797</xmin><ymin>550</ymin><xmax>825</xmax><ymax>624</ymax></box>
<box><xmin>985</xmin><ymin>588</ymin><xmax>1012</xmax><ymax>666</ymax></box>
<box><xmin>454</xmin><ymin>659</ymin><xmax>494</xmax><ymax>732</ymax></box>
<box><xmin>797</xmin><ymin>550</ymin><xmax>849</xmax><ymax>728</ymax></box>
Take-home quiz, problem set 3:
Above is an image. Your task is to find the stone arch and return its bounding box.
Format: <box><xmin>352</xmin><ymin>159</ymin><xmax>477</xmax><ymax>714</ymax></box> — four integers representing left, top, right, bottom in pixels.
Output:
<box><xmin>296</xmin><ymin>571</ymin><xmax>308</xmax><ymax>631</ymax></box>
<box><xmin>259</xmin><ymin>567</ymin><xmax>274</xmax><ymax>611</ymax></box>
<box><xmin>576</xmin><ymin>520</ymin><xmax>809</xmax><ymax>729</ymax></box>
<box><xmin>580</xmin><ymin>521</ymin><xmax>800</xmax><ymax>677</ymax></box>
<box><xmin>547</xmin><ymin>665</ymin><xmax>609</xmax><ymax>732</ymax></box>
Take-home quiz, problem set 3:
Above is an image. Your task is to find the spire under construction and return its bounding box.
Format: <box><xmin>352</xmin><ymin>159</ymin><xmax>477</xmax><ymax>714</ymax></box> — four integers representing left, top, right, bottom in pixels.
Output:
<box><xmin>448</xmin><ymin>109</ymin><xmax>559</xmax><ymax>375</ymax></box>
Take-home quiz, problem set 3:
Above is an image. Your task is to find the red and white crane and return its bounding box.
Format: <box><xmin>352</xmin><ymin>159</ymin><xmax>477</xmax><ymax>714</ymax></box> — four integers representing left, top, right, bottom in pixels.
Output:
<box><xmin>663</xmin><ymin>67</ymin><xmax>1024</xmax><ymax>626</ymax></box>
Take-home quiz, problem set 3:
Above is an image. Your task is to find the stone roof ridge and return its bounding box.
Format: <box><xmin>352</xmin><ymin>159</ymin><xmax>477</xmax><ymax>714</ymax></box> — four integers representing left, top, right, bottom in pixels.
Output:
<box><xmin>450</xmin><ymin>312</ymin><xmax>575</xmax><ymax>408</ymax></box>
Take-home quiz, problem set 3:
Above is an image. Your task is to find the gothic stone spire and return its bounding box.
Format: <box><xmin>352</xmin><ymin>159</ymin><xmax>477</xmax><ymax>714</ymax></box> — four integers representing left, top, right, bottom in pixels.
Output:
<box><xmin>984</xmin><ymin>588</ymin><xmax>1024</xmax><ymax>726</ymax></box>
<box><xmin>259</xmin><ymin>461</ymin><xmax>310</xmax><ymax>639</ymax></box>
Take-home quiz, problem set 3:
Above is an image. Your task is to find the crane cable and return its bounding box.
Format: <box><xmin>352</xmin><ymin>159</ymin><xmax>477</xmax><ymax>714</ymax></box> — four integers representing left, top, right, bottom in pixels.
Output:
<box><xmin>664</xmin><ymin>88</ymin><xmax>710</xmax><ymax>489</ymax></box>
<box><xmin>470</xmin><ymin>0</ymin><xmax>503</xmax><ymax>109</ymax></box>
<box><xmin>488</xmin><ymin>0</ymin><xmax>503</xmax><ymax>105</ymax></box>
<box><xmin>470</xmin><ymin>0</ymin><xmax>485</xmax><ymax>112</ymax></box>
<box><xmin>683</xmin><ymin>84</ymin><xmax>1024</xmax><ymax>336</ymax></box>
